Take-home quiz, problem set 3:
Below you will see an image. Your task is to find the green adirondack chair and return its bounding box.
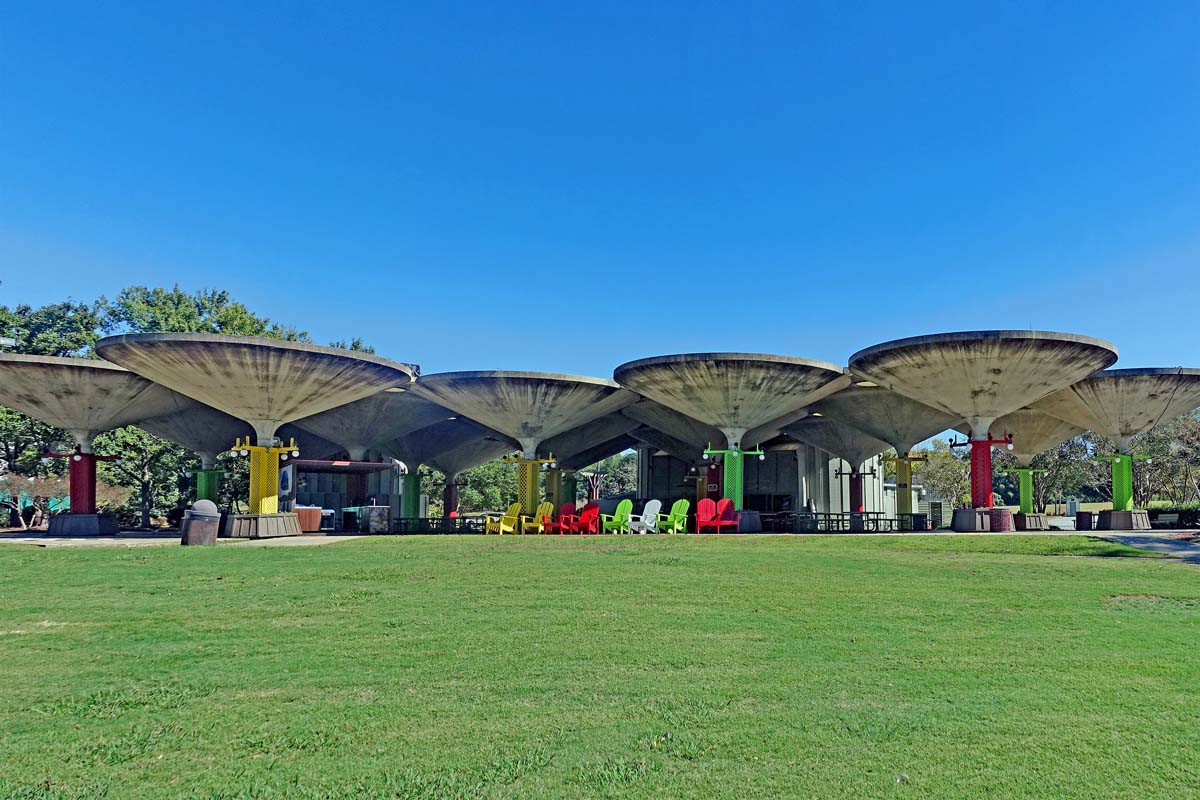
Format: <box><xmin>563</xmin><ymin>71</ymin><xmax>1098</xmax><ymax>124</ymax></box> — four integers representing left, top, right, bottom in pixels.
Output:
<box><xmin>657</xmin><ymin>499</ymin><xmax>690</xmax><ymax>534</ymax></box>
<box><xmin>600</xmin><ymin>499</ymin><xmax>633</xmax><ymax>534</ymax></box>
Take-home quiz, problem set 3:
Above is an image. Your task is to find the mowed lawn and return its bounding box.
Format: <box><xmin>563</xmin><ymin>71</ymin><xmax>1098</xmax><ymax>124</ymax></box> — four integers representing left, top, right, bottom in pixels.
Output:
<box><xmin>1</xmin><ymin>535</ymin><xmax>1198</xmax><ymax>799</ymax></box>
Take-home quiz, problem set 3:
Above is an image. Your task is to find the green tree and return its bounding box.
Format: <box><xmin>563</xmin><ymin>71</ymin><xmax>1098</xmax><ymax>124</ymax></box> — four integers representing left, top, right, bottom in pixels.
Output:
<box><xmin>455</xmin><ymin>459</ymin><xmax>518</xmax><ymax>512</ymax></box>
<box><xmin>329</xmin><ymin>337</ymin><xmax>376</xmax><ymax>354</ymax></box>
<box><xmin>94</xmin><ymin>426</ymin><xmax>198</xmax><ymax>527</ymax></box>
<box><xmin>913</xmin><ymin>438</ymin><xmax>971</xmax><ymax>508</ymax></box>
<box><xmin>0</xmin><ymin>300</ymin><xmax>104</xmax><ymax>357</ymax></box>
<box><xmin>102</xmin><ymin>285</ymin><xmax>311</xmax><ymax>340</ymax></box>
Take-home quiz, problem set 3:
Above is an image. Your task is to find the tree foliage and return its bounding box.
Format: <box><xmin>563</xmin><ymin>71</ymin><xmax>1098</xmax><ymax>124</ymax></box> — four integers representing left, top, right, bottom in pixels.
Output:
<box><xmin>102</xmin><ymin>285</ymin><xmax>312</xmax><ymax>340</ymax></box>
<box><xmin>0</xmin><ymin>300</ymin><xmax>104</xmax><ymax>357</ymax></box>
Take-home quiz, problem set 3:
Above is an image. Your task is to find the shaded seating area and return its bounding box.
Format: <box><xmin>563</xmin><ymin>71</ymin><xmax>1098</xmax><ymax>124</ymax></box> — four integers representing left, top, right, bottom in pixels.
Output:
<box><xmin>696</xmin><ymin>498</ymin><xmax>740</xmax><ymax>534</ymax></box>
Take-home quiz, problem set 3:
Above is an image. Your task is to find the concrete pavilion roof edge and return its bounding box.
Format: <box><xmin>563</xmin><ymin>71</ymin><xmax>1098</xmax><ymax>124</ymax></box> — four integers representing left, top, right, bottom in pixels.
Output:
<box><xmin>1093</xmin><ymin>367</ymin><xmax>1200</xmax><ymax>378</ymax></box>
<box><xmin>0</xmin><ymin>353</ymin><xmax>129</xmax><ymax>372</ymax></box>
<box><xmin>414</xmin><ymin>370</ymin><xmax>621</xmax><ymax>389</ymax></box>
<box><xmin>96</xmin><ymin>332</ymin><xmax>420</xmax><ymax>379</ymax></box>
<box><xmin>613</xmin><ymin>352</ymin><xmax>844</xmax><ymax>378</ymax></box>
<box><xmin>848</xmin><ymin>330</ymin><xmax>1119</xmax><ymax>365</ymax></box>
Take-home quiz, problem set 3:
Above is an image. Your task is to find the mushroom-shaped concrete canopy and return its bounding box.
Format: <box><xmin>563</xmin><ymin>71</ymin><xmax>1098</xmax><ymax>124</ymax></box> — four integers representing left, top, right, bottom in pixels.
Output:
<box><xmin>408</xmin><ymin>371</ymin><xmax>637</xmax><ymax>459</ymax></box>
<box><xmin>1032</xmin><ymin>368</ymin><xmax>1200</xmax><ymax>451</ymax></box>
<box><xmin>848</xmin><ymin>331</ymin><xmax>1118</xmax><ymax>439</ymax></box>
<box><xmin>620</xmin><ymin>399</ymin><xmax>727</xmax><ymax>451</ymax></box>
<box><xmin>291</xmin><ymin>390</ymin><xmax>453</xmax><ymax>461</ymax></box>
<box><xmin>783</xmin><ymin>416</ymin><xmax>889</xmax><ymax>471</ymax></box>
<box><xmin>629</xmin><ymin>425</ymin><xmax>707</xmax><ymax>464</ymax></box>
<box><xmin>96</xmin><ymin>333</ymin><xmax>418</xmax><ymax>445</ymax></box>
<box><xmin>985</xmin><ymin>408</ymin><xmax>1085</xmax><ymax>467</ymax></box>
<box><xmin>135</xmin><ymin>401</ymin><xmax>252</xmax><ymax>468</ymax></box>
<box><xmin>423</xmin><ymin>422</ymin><xmax>521</xmax><ymax>479</ymax></box>
<box><xmin>613</xmin><ymin>353</ymin><xmax>848</xmax><ymax>450</ymax></box>
<box><xmin>811</xmin><ymin>385</ymin><xmax>961</xmax><ymax>454</ymax></box>
<box><xmin>0</xmin><ymin>354</ymin><xmax>183</xmax><ymax>452</ymax></box>
<box><xmin>540</xmin><ymin>412</ymin><xmax>640</xmax><ymax>465</ymax></box>
<box><xmin>382</xmin><ymin>418</ymin><xmax>518</xmax><ymax>470</ymax></box>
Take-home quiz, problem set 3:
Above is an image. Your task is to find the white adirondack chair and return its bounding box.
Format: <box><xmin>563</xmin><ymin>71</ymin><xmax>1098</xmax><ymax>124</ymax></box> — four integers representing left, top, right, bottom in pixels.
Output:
<box><xmin>628</xmin><ymin>499</ymin><xmax>662</xmax><ymax>534</ymax></box>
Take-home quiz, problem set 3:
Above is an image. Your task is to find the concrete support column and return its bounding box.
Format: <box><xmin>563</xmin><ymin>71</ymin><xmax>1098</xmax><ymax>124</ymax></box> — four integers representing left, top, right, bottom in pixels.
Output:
<box><xmin>848</xmin><ymin>469</ymin><xmax>864</xmax><ymax>513</ymax></box>
<box><xmin>248</xmin><ymin>447</ymin><xmax>282</xmax><ymax>514</ymax></box>
<box><xmin>545</xmin><ymin>467</ymin><xmax>562</xmax><ymax>509</ymax></box>
<box><xmin>562</xmin><ymin>470</ymin><xmax>578</xmax><ymax>507</ymax></box>
<box><xmin>969</xmin><ymin>440</ymin><xmax>994</xmax><ymax>508</ymax></box>
<box><xmin>1016</xmin><ymin>468</ymin><xmax>1035</xmax><ymax>515</ymax></box>
<box><xmin>401</xmin><ymin>467</ymin><xmax>422</xmax><ymax>518</ymax></box>
<box><xmin>68</xmin><ymin>453</ymin><xmax>97</xmax><ymax>515</ymax></box>
<box><xmin>517</xmin><ymin>461</ymin><xmax>540</xmax><ymax>514</ymax></box>
<box><xmin>1110</xmin><ymin>454</ymin><xmax>1134</xmax><ymax>511</ymax></box>
<box><xmin>195</xmin><ymin>469</ymin><xmax>223</xmax><ymax>504</ymax></box>
<box><xmin>895</xmin><ymin>457</ymin><xmax>914</xmax><ymax>517</ymax></box>
<box><xmin>443</xmin><ymin>473</ymin><xmax>459</xmax><ymax>516</ymax></box>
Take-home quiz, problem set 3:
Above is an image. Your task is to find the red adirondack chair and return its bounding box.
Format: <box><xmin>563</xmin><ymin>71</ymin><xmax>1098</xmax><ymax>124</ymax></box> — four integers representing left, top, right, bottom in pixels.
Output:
<box><xmin>543</xmin><ymin>501</ymin><xmax>577</xmax><ymax>535</ymax></box>
<box><xmin>567</xmin><ymin>502</ymin><xmax>600</xmax><ymax>535</ymax></box>
<box><xmin>697</xmin><ymin>497</ymin><xmax>740</xmax><ymax>533</ymax></box>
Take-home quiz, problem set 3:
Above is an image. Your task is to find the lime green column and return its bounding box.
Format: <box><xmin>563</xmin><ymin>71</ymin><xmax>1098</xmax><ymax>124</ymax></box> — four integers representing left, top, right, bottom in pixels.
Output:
<box><xmin>704</xmin><ymin>445</ymin><xmax>764</xmax><ymax>510</ymax></box>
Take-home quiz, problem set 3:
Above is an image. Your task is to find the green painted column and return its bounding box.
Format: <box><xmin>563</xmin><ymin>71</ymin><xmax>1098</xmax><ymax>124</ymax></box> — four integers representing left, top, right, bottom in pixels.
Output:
<box><xmin>1111</xmin><ymin>454</ymin><xmax>1134</xmax><ymax>511</ymax></box>
<box><xmin>705</xmin><ymin>446</ymin><xmax>764</xmax><ymax>511</ymax></box>
<box><xmin>401</xmin><ymin>467</ymin><xmax>422</xmax><ymax>519</ymax></box>
<box><xmin>1015</xmin><ymin>468</ymin><xmax>1035</xmax><ymax>515</ymax></box>
<box><xmin>194</xmin><ymin>469</ymin><xmax>223</xmax><ymax>503</ymax></box>
<box><xmin>562</xmin><ymin>471</ymin><xmax>578</xmax><ymax>506</ymax></box>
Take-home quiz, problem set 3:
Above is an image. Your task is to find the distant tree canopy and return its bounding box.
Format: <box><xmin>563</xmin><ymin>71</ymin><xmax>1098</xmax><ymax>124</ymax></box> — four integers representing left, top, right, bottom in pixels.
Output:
<box><xmin>101</xmin><ymin>285</ymin><xmax>312</xmax><ymax>341</ymax></box>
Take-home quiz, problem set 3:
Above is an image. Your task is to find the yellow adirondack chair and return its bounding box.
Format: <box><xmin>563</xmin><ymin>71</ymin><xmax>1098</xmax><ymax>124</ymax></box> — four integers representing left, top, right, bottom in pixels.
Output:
<box><xmin>521</xmin><ymin>501</ymin><xmax>555</xmax><ymax>534</ymax></box>
<box><xmin>485</xmin><ymin>503</ymin><xmax>521</xmax><ymax>535</ymax></box>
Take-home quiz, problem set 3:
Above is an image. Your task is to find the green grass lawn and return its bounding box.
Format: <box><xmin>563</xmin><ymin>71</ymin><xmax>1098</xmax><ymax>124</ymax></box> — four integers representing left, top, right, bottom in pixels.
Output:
<box><xmin>1</xmin><ymin>535</ymin><xmax>1197</xmax><ymax>799</ymax></box>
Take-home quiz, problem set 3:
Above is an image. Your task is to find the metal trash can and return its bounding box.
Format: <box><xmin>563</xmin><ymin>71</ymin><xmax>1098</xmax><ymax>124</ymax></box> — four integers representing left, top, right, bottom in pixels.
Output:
<box><xmin>909</xmin><ymin>513</ymin><xmax>928</xmax><ymax>531</ymax></box>
<box><xmin>181</xmin><ymin>500</ymin><xmax>221</xmax><ymax>546</ymax></box>
<box><xmin>1075</xmin><ymin>511</ymin><xmax>1094</xmax><ymax>531</ymax></box>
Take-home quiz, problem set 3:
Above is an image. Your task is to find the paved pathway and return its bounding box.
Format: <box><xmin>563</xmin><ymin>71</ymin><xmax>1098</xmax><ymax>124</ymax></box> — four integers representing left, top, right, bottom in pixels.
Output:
<box><xmin>0</xmin><ymin>531</ymin><xmax>367</xmax><ymax>549</ymax></box>
<box><xmin>1093</xmin><ymin>533</ymin><xmax>1200</xmax><ymax>564</ymax></box>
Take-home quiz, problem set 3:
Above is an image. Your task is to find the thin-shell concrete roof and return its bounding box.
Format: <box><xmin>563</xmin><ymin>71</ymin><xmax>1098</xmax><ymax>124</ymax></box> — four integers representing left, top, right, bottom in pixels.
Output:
<box><xmin>0</xmin><ymin>354</ymin><xmax>183</xmax><ymax>449</ymax></box>
<box><xmin>408</xmin><ymin>371</ymin><xmax>636</xmax><ymax>457</ymax></box>
<box><xmin>292</xmin><ymin>390</ymin><xmax>453</xmax><ymax>459</ymax></box>
<box><xmin>812</xmin><ymin>385</ymin><xmax>961</xmax><ymax>454</ymax></box>
<box><xmin>848</xmin><ymin>330</ymin><xmax>1118</xmax><ymax>435</ymax></box>
<box><xmin>613</xmin><ymin>353</ymin><xmax>846</xmax><ymax>448</ymax></box>
<box><xmin>988</xmin><ymin>408</ymin><xmax>1085</xmax><ymax>467</ymax></box>
<box><xmin>135</xmin><ymin>401</ymin><xmax>252</xmax><ymax>462</ymax></box>
<box><xmin>384</xmin><ymin>418</ymin><xmax>518</xmax><ymax>469</ymax></box>
<box><xmin>1032</xmin><ymin>368</ymin><xmax>1200</xmax><ymax>446</ymax></box>
<box><xmin>96</xmin><ymin>333</ymin><xmax>417</xmax><ymax>443</ymax></box>
<box><xmin>784</xmin><ymin>417</ymin><xmax>889</xmax><ymax>469</ymax></box>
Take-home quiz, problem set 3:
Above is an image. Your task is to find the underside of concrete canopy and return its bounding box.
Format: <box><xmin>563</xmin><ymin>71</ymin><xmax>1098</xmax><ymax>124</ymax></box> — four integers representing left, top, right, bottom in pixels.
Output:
<box><xmin>985</xmin><ymin>408</ymin><xmax>1085</xmax><ymax>467</ymax></box>
<box><xmin>96</xmin><ymin>333</ymin><xmax>418</xmax><ymax>445</ymax></box>
<box><xmin>423</xmin><ymin>422</ymin><xmax>520</xmax><ymax>478</ymax></box>
<box><xmin>558</xmin><ymin>434</ymin><xmax>638</xmax><ymax>471</ymax></box>
<box><xmin>784</xmin><ymin>417</ymin><xmax>889</xmax><ymax>471</ymax></box>
<box><xmin>613</xmin><ymin>353</ymin><xmax>847</xmax><ymax>450</ymax></box>
<box><xmin>1032</xmin><ymin>368</ymin><xmax>1200</xmax><ymax>448</ymax></box>
<box><xmin>135</xmin><ymin>401</ymin><xmax>252</xmax><ymax>467</ymax></box>
<box><xmin>0</xmin><ymin>354</ymin><xmax>182</xmax><ymax>451</ymax></box>
<box><xmin>620</xmin><ymin>400</ymin><xmax>727</xmax><ymax>451</ymax></box>
<box><xmin>849</xmin><ymin>331</ymin><xmax>1118</xmax><ymax>521</ymax></box>
<box><xmin>813</xmin><ymin>385</ymin><xmax>961</xmax><ymax>454</ymax></box>
<box><xmin>539</xmin><ymin>412</ymin><xmax>641</xmax><ymax>464</ymax></box>
<box><xmin>292</xmin><ymin>390</ymin><xmax>453</xmax><ymax>461</ymax></box>
<box><xmin>629</xmin><ymin>425</ymin><xmax>706</xmax><ymax>464</ymax></box>
<box><xmin>408</xmin><ymin>371</ymin><xmax>637</xmax><ymax>459</ymax></box>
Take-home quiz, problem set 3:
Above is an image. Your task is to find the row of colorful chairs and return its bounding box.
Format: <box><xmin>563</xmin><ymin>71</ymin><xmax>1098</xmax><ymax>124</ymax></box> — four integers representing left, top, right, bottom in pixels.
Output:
<box><xmin>483</xmin><ymin>497</ymin><xmax>741</xmax><ymax>535</ymax></box>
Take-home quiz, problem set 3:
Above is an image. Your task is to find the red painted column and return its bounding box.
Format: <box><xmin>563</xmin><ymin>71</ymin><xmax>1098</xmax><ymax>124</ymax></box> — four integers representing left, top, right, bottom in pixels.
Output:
<box><xmin>443</xmin><ymin>475</ymin><xmax>459</xmax><ymax>516</ymax></box>
<box><xmin>69</xmin><ymin>453</ymin><xmax>97</xmax><ymax>515</ymax></box>
<box><xmin>848</xmin><ymin>470</ymin><xmax>864</xmax><ymax>513</ymax></box>
<box><xmin>970</xmin><ymin>440</ymin><xmax>993</xmax><ymax>508</ymax></box>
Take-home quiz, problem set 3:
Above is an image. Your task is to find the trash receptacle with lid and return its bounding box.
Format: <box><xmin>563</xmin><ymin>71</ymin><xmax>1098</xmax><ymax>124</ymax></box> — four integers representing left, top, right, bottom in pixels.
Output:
<box><xmin>1075</xmin><ymin>511</ymin><xmax>1094</xmax><ymax>531</ymax></box>
<box><xmin>181</xmin><ymin>500</ymin><xmax>221</xmax><ymax>546</ymax></box>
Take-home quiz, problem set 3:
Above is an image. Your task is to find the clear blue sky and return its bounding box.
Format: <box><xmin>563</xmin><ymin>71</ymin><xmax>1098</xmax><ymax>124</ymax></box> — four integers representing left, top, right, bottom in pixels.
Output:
<box><xmin>2</xmin><ymin>2</ymin><xmax>1198</xmax><ymax>376</ymax></box>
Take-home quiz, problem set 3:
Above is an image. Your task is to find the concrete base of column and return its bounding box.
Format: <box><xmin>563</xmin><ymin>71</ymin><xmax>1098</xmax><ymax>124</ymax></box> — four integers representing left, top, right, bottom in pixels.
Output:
<box><xmin>951</xmin><ymin>508</ymin><xmax>992</xmax><ymax>532</ymax></box>
<box><xmin>1013</xmin><ymin>512</ymin><xmax>1049</xmax><ymax>531</ymax></box>
<box><xmin>47</xmin><ymin>513</ymin><xmax>119</xmax><ymax>536</ymax></box>
<box><xmin>221</xmin><ymin>512</ymin><xmax>302</xmax><ymax>539</ymax></box>
<box><xmin>1096</xmin><ymin>509</ymin><xmax>1151</xmax><ymax>531</ymax></box>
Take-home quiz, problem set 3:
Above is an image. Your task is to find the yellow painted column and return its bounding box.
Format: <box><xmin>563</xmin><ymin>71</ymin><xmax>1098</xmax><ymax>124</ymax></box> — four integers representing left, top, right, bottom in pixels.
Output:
<box><xmin>895</xmin><ymin>456</ymin><xmax>914</xmax><ymax>517</ymax></box>
<box><xmin>517</xmin><ymin>460</ymin><xmax>540</xmax><ymax>515</ymax></box>
<box><xmin>248</xmin><ymin>447</ymin><xmax>282</xmax><ymax>514</ymax></box>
